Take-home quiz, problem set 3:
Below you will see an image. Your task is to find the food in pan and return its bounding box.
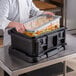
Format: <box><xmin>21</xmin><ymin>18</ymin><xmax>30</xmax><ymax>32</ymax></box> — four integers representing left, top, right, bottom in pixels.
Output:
<box><xmin>24</xmin><ymin>15</ymin><xmax>61</xmax><ymax>37</ymax></box>
<box><xmin>24</xmin><ymin>25</ymin><xmax>59</xmax><ymax>37</ymax></box>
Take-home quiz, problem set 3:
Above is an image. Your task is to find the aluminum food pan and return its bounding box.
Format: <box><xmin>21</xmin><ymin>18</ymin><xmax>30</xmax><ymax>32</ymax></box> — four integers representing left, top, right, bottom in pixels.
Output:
<box><xmin>24</xmin><ymin>14</ymin><xmax>61</xmax><ymax>32</ymax></box>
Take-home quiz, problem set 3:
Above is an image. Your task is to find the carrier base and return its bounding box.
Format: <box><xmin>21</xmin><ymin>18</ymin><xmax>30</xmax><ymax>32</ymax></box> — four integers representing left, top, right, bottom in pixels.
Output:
<box><xmin>9</xmin><ymin>46</ymin><xmax>65</xmax><ymax>63</ymax></box>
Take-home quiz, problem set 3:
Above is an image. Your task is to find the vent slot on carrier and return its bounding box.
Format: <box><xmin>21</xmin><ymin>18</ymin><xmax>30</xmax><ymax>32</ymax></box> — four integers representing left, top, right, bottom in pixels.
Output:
<box><xmin>53</xmin><ymin>35</ymin><xmax>57</xmax><ymax>46</ymax></box>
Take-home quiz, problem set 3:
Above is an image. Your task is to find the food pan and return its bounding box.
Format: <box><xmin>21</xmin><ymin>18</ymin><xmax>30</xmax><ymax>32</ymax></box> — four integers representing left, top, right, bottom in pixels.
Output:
<box><xmin>24</xmin><ymin>14</ymin><xmax>61</xmax><ymax>37</ymax></box>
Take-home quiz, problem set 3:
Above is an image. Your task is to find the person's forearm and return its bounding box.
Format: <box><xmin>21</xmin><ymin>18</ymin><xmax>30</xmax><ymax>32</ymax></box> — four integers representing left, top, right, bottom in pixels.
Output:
<box><xmin>30</xmin><ymin>2</ymin><xmax>44</xmax><ymax>17</ymax></box>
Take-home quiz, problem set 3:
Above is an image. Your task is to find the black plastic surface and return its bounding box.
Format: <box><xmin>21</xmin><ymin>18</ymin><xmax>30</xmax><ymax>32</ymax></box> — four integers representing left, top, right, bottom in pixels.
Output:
<box><xmin>8</xmin><ymin>27</ymin><xmax>66</xmax><ymax>58</ymax></box>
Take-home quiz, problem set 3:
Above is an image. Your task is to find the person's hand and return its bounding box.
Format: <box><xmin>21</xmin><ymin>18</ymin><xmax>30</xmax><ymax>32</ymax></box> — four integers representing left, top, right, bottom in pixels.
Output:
<box><xmin>43</xmin><ymin>11</ymin><xmax>55</xmax><ymax>16</ymax></box>
<box><xmin>7</xmin><ymin>22</ymin><xmax>25</xmax><ymax>33</ymax></box>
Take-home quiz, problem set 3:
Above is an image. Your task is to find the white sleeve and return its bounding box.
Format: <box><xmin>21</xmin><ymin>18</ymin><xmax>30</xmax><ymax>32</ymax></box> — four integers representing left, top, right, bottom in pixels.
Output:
<box><xmin>30</xmin><ymin>1</ymin><xmax>44</xmax><ymax>17</ymax></box>
<box><xmin>0</xmin><ymin>0</ymin><xmax>11</xmax><ymax>30</ymax></box>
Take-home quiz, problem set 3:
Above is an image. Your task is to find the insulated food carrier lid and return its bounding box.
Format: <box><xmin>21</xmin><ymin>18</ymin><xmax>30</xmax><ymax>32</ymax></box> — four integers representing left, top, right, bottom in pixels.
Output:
<box><xmin>24</xmin><ymin>14</ymin><xmax>61</xmax><ymax>32</ymax></box>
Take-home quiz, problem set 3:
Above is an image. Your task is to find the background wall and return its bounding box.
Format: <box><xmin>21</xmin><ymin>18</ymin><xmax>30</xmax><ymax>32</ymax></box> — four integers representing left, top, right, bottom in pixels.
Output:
<box><xmin>66</xmin><ymin>0</ymin><xmax>76</xmax><ymax>30</ymax></box>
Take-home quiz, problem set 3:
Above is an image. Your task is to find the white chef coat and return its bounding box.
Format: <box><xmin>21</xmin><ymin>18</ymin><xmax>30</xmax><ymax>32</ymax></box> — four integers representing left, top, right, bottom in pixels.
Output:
<box><xmin>0</xmin><ymin>0</ymin><xmax>43</xmax><ymax>46</ymax></box>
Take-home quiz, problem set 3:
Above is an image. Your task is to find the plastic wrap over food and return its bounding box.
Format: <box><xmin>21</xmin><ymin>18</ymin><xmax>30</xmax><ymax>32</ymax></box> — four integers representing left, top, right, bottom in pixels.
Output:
<box><xmin>24</xmin><ymin>14</ymin><xmax>61</xmax><ymax>37</ymax></box>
